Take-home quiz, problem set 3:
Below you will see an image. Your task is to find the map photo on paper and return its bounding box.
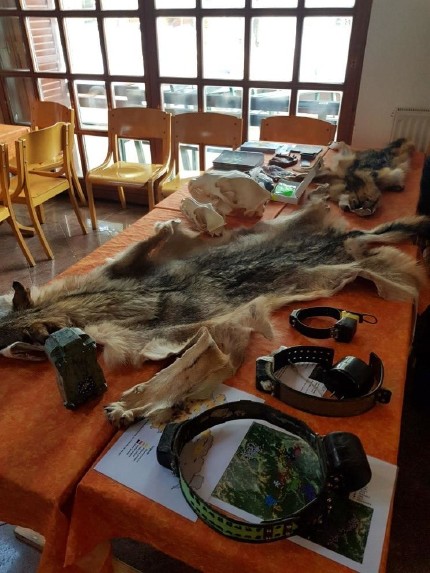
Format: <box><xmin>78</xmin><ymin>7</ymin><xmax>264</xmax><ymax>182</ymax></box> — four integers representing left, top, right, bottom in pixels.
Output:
<box><xmin>211</xmin><ymin>421</ymin><xmax>324</xmax><ymax>521</ymax></box>
<box><xmin>305</xmin><ymin>493</ymin><xmax>374</xmax><ymax>564</ymax></box>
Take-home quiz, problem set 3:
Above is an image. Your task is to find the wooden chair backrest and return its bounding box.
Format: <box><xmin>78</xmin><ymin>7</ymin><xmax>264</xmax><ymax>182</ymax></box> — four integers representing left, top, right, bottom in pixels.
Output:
<box><xmin>31</xmin><ymin>100</ymin><xmax>74</xmax><ymax>129</ymax></box>
<box><xmin>14</xmin><ymin>122</ymin><xmax>70</xmax><ymax>191</ymax></box>
<box><xmin>107</xmin><ymin>107</ymin><xmax>172</xmax><ymax>166</ymax></box>
<box><xmin>260</xmin><ymin>115</ymin><xmax>336</xmax><ymax>145</ymax></box>
<box><xmin>172</xmin><ymin>112</ymin><xmax>243</xmax><ymax>171</ymax></box>
<box><xmin>31</xmin><ymin>100</ymin><xmax>76</xmax><ymax>152</ymax></box>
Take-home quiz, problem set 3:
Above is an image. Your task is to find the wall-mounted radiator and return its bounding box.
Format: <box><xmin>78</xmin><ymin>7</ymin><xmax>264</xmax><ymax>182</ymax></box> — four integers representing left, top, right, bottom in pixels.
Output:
<box><xmin>390</xmin><ymin>107</ymin><xmax>430</xmax><ymax>153</ymax></box>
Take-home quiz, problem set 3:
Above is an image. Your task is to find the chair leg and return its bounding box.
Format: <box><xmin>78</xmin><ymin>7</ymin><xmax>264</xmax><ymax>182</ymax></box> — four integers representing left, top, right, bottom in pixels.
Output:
<box><xmin>86</xmin><ymin>179</ymin><xmax>98</xmax><ymax>230</ymax></box>
<box><xmin>117</xmin><ymin>186</ymin><xmax>127</xmax><ymax>209</ymax></box>
<box><xmin>67</xmin><ymin>187</ymin><xmax>88</xmax><ymax>235</ymax></box>
<box><xmin>72</xmin><ymin>166</ymin><xmax>87</xmax><ymax>206</ymax></box>
<box><xmin>7</xmin><ymin>216</ymin><xmax>36</xmax><ymax>267</ymax></box>
<box><xmin>36</xmin><ymin>204</ymin><xmax>45</xmax><ymax>224</ymax></box>
<box><xmin>27</xmin><ymin>204</ymin><xmax>54</xmax><ymax>260</ymax></box>
<box><xmin>147</xmin><ymin>181</ymin><xmax>155</xmax><ymax>211</ymax></box>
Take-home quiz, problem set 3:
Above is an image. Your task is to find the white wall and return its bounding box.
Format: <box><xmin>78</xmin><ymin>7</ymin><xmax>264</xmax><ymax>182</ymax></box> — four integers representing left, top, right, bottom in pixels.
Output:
<box><xmin>352</xmin><ymin>0</ymin><xmax>430</xmax><ymax>149</ymax></box>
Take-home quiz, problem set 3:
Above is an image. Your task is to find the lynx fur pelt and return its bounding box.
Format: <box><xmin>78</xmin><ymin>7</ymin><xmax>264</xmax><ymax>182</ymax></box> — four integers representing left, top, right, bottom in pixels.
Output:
<box><xmin>0</xmin><ymin>200</ymin><xmax>428</xmax><ymax>426</ymax></box>
<box><xmin>312</xmin><ymin>138</ymin><xmax>415</xmax><ymax>216</ymax></box>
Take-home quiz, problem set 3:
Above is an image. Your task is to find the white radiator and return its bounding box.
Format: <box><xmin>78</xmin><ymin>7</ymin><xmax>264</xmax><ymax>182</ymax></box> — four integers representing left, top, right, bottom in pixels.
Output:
<box><xmin>390</xmin><ymin>107</ymin><xmax>430</xmax><ymax>153</ymax></box>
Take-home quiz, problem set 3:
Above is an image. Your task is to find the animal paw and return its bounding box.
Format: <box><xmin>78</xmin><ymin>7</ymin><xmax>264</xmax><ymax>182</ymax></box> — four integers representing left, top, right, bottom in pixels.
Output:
<box><xmin>104</xmin><ymin>402</ymin><xmax>135</xmax><ymax>428</ymax></box>
<box><xmin>154</xmin><ymin>219</ymin><xmax>181</xmax><ymax>236</ymax></box>
<box><xmin>104</xmin><ymin>402</ymin><xmax>136</xmax><ymax>427</ymax></box>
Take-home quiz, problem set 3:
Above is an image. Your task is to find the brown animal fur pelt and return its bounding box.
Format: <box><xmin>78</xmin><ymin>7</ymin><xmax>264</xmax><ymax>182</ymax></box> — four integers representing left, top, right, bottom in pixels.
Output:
<box><xmin>0</xmin><ymin>200</ymin><xmax>429</xmax><ymax>426</ymax></box>
<box><xmin>312</xmin><ymin>138</ymin><xmax>415</xmax><ymax>216</ymax></box>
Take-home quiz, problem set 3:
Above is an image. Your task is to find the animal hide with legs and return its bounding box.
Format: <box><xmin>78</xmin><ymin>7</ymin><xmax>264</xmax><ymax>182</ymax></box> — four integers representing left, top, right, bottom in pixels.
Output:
<box><xmin>312</xmin><ymin>138</ymin><xmax>415</xmax><ymax>216</ymax></box>
<box><xmin>0</xmin><ymin>199</ymin><xmax>428</xmax><ymax>426</ymax></box>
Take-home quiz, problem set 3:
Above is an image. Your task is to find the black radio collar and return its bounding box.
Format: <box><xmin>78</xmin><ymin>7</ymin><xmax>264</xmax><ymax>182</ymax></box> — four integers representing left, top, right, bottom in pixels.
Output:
<box><xmin>256</xmin><ymin>345</ymin><xmax>391</xmax><ymax>416</ymax></box>
<box><xmin>157</xmin><ymin>400</ymin><xmax>372</xmax><ymax>543</ymax></box>
<box><xmin>289</xmin><ymin>307</ymin><xmax>377</xmax><ymax>342</ymax></box>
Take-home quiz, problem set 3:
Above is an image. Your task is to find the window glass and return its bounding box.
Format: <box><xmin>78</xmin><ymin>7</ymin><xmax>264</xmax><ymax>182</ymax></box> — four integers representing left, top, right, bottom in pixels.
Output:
<box><xmin>202</xmin><ymin>0</ymin><xmax>245</xmax><ymax>7</ymax></box>
<box><xmin>37</xmin><ymin>78</ymin><xmax>71</xmax><ymax>106</ymax></box>
<box><xmin>118</xmin><ymin>139</ymin><xmax>151</xmax><ymax>163</ymax></box>
<box><xmin>203</xmin><ymin>18</ymin><xmax>244</xmax><ymax>80</ymax></box>
<box><xmin>252</xmin><ymin>1</ymin><xmax>297</xmax><ymax>6</ymax></box>
<box><xmin>248</xmin><ymin>87</ymin><xmax>290</xmax><ymax>139</ymax></box>
<box><xmin>306</xmin><ymin>0</ymin><xmax>354</xmax><ymax>7</ymax></box>
<box><xmin>26</xmin><ymin>18</ymin><xmax>66</xmax><ymax>73</ymax></box>
<box><xmin>112</xmin><ymin>82</ymin><xmax>146</xmax><ymax>108</ymax></box>
<box><xmin>3</xmin><ymin>0</ymin><xmax>368</xmax><ymax>173</ymax></box>
<box><xmin>157</xmin><ymin>17</ymin><xmax>197</xmax><ymax>78</ymax></box>
<box><xmin>250</xmin><ymin>17</ymin><xmax>296</xmax><ymax>81</ymax></box>
<box><xmin>60</xmin><ymin>0</ymin><xmax>95</xmax><ymax>8</ymax></box>
<box><xmin>22</xmin><ymin>0</ymin><xmax>55</xmax><ymax>8</ymax></box>
<box><xmin>65</xmin><ymin>18</ymin><xmax>103</xmax><ymax>74</ymax></box>
<box><xmin>5</xmin><ymin>77</ymin><xmax>34</xmax><ymax>123</ymax></box>
<box><xmin>155</xmin><ymin>0</ymin><xmax>196</xmax><ymax>7</ymax></box>
<box><xmin>204</xmin><ymin>85</ymin><xmax>243</xmax><ymax>116</ymax></box>
<box><xmin>75</xmin><ymin>80</ymin><xmax>107</xmax><ymax>129</ymax></box>
<box><xmin>161</xmin><ymin>84</ymin><xmax>198</xmax><ymax>114</ymax></box>
<box><xmin>297</xmin><ymin>89</ymin><xmax>342</xmax><ymax>126</ymax></box>
<box><xmin>83</xmin><ymin>134</ymin><xmax>108</xmax><ymax>171</ymax></box>
<box><xmin>299</xmin><ymin>17</ymin><xmax>352</xmax><ymax>83</ymax></box>
<box><xmin>101</xmin><ymin>0</ymin><xmax>137</xmax><ymax>8</ymax></box>
<box><xmin>0</xmin><ymin>17</ymin><xmax>30</xmax><ymax>70</ymax></box>
<box><xmin>104</xmin><ymin>18</ymin><xmax>144</xmax><ymax>76</ymax></box>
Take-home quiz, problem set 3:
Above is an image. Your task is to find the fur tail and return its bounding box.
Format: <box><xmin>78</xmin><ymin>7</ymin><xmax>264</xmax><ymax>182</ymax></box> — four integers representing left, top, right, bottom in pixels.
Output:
<box><xmin>346</xmin><ymin>215</ymin><xmax>430</xmax><ymax>245</ymax></box>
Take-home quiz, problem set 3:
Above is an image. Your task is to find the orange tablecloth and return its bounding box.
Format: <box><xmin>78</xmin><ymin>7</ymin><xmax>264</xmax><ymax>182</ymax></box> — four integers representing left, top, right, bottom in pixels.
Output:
<box><xmin>59</xmin><ymin>152</ymin><xmax>426</xmax><ymax>573</ymax></box>
<box><xmin>0</xmin><ymin>207</ymin><xmax>198</xmax><ymax>573</ymax></box>
<box><xmin>0</xmin><ymin>149</ymin><xmax>424</xmax><ymax>573</ymax></box>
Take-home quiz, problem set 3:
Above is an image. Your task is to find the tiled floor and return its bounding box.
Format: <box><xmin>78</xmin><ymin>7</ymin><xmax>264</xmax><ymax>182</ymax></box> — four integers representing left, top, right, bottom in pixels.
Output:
<box><xmin>0</xmin><ymin>196</ymin><xmax>429</xmax><ymax>572</ymax></box>
<box><xmin>0</xmin><ymin>524</ymin><xmax>41</xmax><ymax>573</ymax></box>
<box><xmin>0</xmin><ymin>197</ymin><xmax>148</xmax><ymax>293</ymax></box>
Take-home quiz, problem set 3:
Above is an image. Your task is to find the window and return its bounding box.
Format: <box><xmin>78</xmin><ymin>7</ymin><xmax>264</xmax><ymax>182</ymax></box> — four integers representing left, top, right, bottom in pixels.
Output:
<box><xmin>0</xmin><ymin>0</ymin><xmax>372</xmax><ymax>177</ymax></box>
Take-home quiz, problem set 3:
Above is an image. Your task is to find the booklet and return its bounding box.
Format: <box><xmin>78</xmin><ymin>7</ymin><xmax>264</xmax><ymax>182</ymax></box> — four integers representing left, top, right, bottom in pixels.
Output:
<box><xmin>240</xmin><ymin>141</ymin><xmax>284</xmax><ymax>154</ymax></box>
<box><xmin>290</xmin><ymin>144</ymin><xmax>323</xmax><ymax>156</ymax></box>
<box><xmin>212</xmin><ymin>149</ymin><xmax>265</xmax><ymax>171</ymax></box>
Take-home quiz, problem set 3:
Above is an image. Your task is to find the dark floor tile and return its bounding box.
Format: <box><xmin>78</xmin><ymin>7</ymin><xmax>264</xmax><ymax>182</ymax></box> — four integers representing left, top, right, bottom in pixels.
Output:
<box><xmin>112</xmin><ymin>538</ymin><xmax>198</xmax><ymax>573</ymax></box>
<box><xmin>0</xmin><ymin>197</ymin><xmax>147</xmax><ymax>295</ymax></box>
<box><xmin>0</xmin><ymin>524</ymin><xmax>40</xmax><ymax>573</ymax></box>
<box><xmin>386</xmin><ymin>364</ymin><xmax>430</xmax><ymax>573</ymax></box>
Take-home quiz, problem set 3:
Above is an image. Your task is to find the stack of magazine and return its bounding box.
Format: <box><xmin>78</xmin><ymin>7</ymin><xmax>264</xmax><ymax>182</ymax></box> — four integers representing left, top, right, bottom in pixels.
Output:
<box><xmin>212</xmin><ymin>149</ymin><xmax>265</xmax><ymax>171</ymax></box>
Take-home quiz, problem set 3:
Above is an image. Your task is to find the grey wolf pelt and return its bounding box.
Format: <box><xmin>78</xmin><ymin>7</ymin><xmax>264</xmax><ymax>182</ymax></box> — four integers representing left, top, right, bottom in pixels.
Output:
<box><xmin>0</xmin><ymin>200</ymin><xmax>429</xmax><ymax>427</ymax></box>
<box><xmin>312</xmin><ymin>138</ymin><xmax>415</xmax><ymax>216</ymax></box>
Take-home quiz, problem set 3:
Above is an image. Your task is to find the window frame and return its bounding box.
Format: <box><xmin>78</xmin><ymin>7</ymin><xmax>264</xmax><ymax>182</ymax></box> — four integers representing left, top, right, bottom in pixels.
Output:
<box><xmin>0</xmin><ymin>0</ymin><xmax>372</xmax><ymax>178</ymax></box>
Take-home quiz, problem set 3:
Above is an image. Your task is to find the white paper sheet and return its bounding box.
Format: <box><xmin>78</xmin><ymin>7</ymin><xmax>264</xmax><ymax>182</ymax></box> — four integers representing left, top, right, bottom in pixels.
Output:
<box><xmin>95</xmin><ymin>384</ymin><xmax>264</xmax><ymax>521</ymax></box>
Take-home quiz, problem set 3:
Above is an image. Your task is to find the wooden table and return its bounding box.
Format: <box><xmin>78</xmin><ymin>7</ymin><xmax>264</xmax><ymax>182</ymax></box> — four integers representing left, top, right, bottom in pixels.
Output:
<box><xmin>0</xmin><ymin>148</ymin><xmax>424</xmax><ymax>573</ymax></box>
<box><xmin>55</xmin><ymin>151</ymin><xmax>425</xmax><ymax>573</ymax></box>
<box><xmin>0</xmin><ymin>123</ymin><xmax>29</xmax><ymax>160</ymax></box>
<box><xmin>0</xmin><ymin>123</ymin><xmax>35</xmax><ymax>235</ymax></box>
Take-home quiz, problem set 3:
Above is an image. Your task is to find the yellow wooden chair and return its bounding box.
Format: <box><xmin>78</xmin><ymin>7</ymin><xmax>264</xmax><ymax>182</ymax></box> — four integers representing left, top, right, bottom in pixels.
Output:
<box><xmin>9</xmin><ymin>122</ymin><xmax>87</xmax><ymax>261</ymax></box>
<box><xmin>159</xmin><ymin>112</ymin><xmax>243</xmax><ymax>197</ymax></box>
<box><xmin>259</xmin><ymin>115</ymin><xmax>336</xmax><ymax>145</ymax></box>
<box><xmin>0</xmin><ymin>143</ymin><xmax>36</xmax><ymax>267</ymax></box>
<box><xmin>85</xmin><ymin>107</ymin><xmax>172</xmax><ymax>229</ymax></box>
<box><xmin>9</xmin><ymin>100</ymin><xmax>87</xmax><ymax>206</ymax></box>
